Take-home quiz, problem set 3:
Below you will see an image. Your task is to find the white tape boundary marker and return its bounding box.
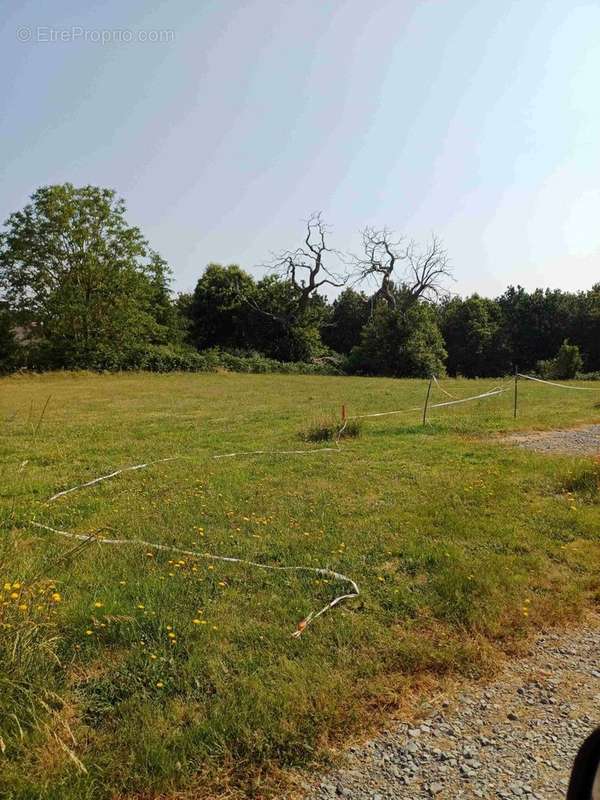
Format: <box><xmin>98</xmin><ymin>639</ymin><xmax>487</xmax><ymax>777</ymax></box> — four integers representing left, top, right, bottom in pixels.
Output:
<box><xmin>349</xmin><ymin>386</ymin><xmax>509</xmax><ymax>420</ymax></box>
<box><xmin>518</xmin><ymin>373</ymin><xmax>600</xmax><ymax>391</ymax></box>
<box><xmin>432</xmin><ymin>374</ymin><xmax>457</xmax><ymax>399</ymax></box>
<box><xmin>30</xmin><ymin>521</ymin><xmax>359</xmax><ymax>637</ymax></box>
<box><xmin>213</xmin><ymin>418</ymin><xmax>349</xmax><ymax>460</ymax></box>
<box><xmin>47</xmin><ymin>458</ymin><xmax>181</xmax><ymax>503</ymax></box>
<box><xmin>213</xmin><ymin>447</ymin><xmax>341</xmax><ymax>459</ymax></box>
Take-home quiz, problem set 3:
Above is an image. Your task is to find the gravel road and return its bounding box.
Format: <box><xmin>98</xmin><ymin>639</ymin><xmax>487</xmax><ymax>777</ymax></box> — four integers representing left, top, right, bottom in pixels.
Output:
<box><xmin>500</xmin><ymin>425</ymin><xmax>600</xmax><ymax>456</ymax></box>
<box><xmin>302</xmin><ymin>616</ymin><xmax>600</xmax><ymax>800</ymax></box>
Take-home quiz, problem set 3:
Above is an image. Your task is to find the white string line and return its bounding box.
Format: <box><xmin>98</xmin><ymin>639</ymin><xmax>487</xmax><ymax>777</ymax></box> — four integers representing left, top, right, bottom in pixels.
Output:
<box><xmin>428</xmin><ymin>386</ymin><xmax>508</xmax><ymax>408</ymax></box>
<box><xmin>30</xmin><ymin>522</ymin><xmax>359</xmax><ymax>638</ymax></box>
<box><xmin>349</xmin><ymin>386</ymin><xmax>509</xmax><ymax>420</ymax></box>
<box><xmin>213</xmin><ymin>419</ymin><xmax>350</xmax><ymax>460</ymax></box>
<box><xmin>517</xmin><ymin>373</ymin><xmax>600</xmax><ymax>391</ymax></box>
<box><xmin>432</xmin><ymin>374</ymin><xmax>457</xmax><ymax>399</ymax></box>
<box><xmin>348</xmin><ymin>405</ymin><xmax>421</xmax><ymax>420</ymax></box>
<box><xmin>47</xmin><ymin>437</ymin><xmax>347</xmax><ymax>503</ymax></box>
<box><xmin>214</xmin><ymin>447</ymin><xmax>341</xmax><ymax>459</ymax></box>
<box><xmin>47</xmin><ymin>458</ymin><xmax>181</xmax><ymax>503</ymax></box>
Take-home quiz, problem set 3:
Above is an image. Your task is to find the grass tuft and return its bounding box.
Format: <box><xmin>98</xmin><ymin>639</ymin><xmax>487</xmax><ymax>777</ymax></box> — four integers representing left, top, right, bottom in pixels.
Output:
<box><xmin>299</xmin><ymin>416</ymin><xmax>361</xmax><ymax>442</ymax></box>
<box><xmin>559</xmin><ymin>462</ymin><xmax>600</xmax><ymax>502</ymax></box>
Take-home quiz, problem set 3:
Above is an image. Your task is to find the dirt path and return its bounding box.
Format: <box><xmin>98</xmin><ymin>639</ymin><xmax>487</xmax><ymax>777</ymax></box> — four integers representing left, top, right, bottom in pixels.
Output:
<box><xmin>500</xmin><ymin>425</ymin><xmax>600</xmax><ymax>456</ymax></box>
<box><xmin>302</xmin><ymin>615</ymin><xmax>600</xmax><ymax>800</ymax></box>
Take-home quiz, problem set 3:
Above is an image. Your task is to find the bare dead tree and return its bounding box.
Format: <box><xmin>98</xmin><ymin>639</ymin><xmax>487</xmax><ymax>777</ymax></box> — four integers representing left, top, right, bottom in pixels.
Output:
<box><xmin>352</xmin><ymin>227</ymin><xmax>406</xmax><ymax>310</ymax></box>
<box><xmin>353</xmin><ymin>227</ymin><xmax>452</xmax><ymax>309</ymax></box>
<box><xmin>267</xmin><ymin>212</ymin><xmax>348</xmax><ymax>321</ymax></box>
<box><xmin>404</xmin><ymin>235</ymin><xmax>452</xmax><ymax>302</ymax></box>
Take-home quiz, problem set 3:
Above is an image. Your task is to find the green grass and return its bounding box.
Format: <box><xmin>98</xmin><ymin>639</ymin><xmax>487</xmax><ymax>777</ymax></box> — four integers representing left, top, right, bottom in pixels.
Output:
<box><xmin>1</xmin><ymin>371</ymin><xmax>599</xmax><ymax>799</ymax></box>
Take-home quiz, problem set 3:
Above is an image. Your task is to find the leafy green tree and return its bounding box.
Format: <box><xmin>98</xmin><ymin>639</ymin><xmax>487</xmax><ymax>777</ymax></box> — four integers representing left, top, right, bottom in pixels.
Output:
<box><xmin>321</xmin><ymin>288</ymin><xmax>369</xmax><ymax>354</ymax></box>
<box><xmin>249</xmin><ymin>276</ymin><xmax>326</xmax><ymax>362</ymax></box>
<box><xmin>439</xmin><ymin>295</ymin><xmax>510</xmax><ymax>377</ymax></box>
<box><xmin>146</xmin><ymin>251</ymin><xmax>186</xmax><ymax>345</ymax></box>
<box><xmin>187</xmin><ymin>263</ymin><xmax>256</xmax><ymax>350</ymax></box>
<box><xmin>0</xmin><ymin>184</ymin><xmax>174</xmax><ymax>368</ymax></box>
<box><xmin>0</xmin><ymin>303</ymin><xmax>17</xmax><ymax>371</ymax></box>
<box><xmin>497</xmin><ymin>286</ymin><xmax>577</xmax><ymax>370</ymax></box>
<box><xmin>574</xmin><ymin>284</ymin><xmax>600</xmax><ymax>372</ymax></box>
<box><xmin>349</xmin><ymin>298</ymin><xmax>446</xmax><ymax>377</ymax></box>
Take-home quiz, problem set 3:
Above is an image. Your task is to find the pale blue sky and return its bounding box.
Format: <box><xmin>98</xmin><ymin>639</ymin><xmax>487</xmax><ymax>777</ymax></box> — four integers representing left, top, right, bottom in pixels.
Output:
<box><xmin>2</xmin><ymin>0</ymin><xmax>599</xmax><ymax>297</ymax></box>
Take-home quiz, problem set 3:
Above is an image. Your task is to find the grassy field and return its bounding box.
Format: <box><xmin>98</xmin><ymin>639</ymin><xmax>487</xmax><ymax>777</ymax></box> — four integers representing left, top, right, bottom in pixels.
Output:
<box><xmin>1</xmin><ymin>371</ymin><xmax>599</xmax><ymax>799</ymax></box>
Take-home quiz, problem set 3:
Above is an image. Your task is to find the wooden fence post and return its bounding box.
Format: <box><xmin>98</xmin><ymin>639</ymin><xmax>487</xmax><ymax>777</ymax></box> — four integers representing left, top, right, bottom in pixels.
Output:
<box><xmin>422</xmin><ymin>377</ymin><xmax>433</xmax><ymax>426</ymax></box>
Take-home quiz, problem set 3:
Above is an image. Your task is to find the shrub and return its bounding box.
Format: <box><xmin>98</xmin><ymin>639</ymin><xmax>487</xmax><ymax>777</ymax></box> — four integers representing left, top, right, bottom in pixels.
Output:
<box><xmin>553</xmin><ymin>340</ymin><xmax>583</xmax><ymax>379</ymax></box>
<box><xmin>536</xmin><ymin>340</ymin><xmax>583</xmax><ymax>380</ymax></box>
<box><xmin>4</xmin><ymin>344</ymin><xmax>339</xmax><ymax>376</ymax></box>
<box><xmin>203</xmin><ymin>349</ymin><xmax>338</xmax><ymax>376</ymax></box>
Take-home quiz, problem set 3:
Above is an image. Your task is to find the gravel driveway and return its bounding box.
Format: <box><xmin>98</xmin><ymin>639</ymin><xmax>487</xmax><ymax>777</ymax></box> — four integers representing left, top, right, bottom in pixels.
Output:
<box><xmin>301</xmin><ymin>616</ymin><xmax>600</xmax><ymax>800</ymax></box>
<box><xmin>500</xmin><ymin>425</ymin><xmax>600</xmax><ymax>456</ymax></box>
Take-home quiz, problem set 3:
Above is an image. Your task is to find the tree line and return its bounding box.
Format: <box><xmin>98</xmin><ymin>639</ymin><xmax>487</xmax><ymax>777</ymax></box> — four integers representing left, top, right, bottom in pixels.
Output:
<box><xmin>1</xmin><ymin>184</ymin><xmax>598</xmax><ymax>378</ymax></box>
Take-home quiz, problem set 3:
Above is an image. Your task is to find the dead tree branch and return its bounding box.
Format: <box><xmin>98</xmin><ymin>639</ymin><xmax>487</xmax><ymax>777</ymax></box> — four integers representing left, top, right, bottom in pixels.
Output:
<box><xmin>268</xmin><ymin>212</ymin><xmax>348</xmax><ymax>320</ymax></box>
<box><xmin>353</xmin><ymin>228</ymin><xmax>452</xmax><ymax>308</ymax></box>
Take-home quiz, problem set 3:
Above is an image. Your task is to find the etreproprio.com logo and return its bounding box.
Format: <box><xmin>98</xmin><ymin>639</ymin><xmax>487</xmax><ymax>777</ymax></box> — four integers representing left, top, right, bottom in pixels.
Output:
<box><xmin>16</xmin><ymin>26</ymin><xmax>175</xmax><ymax>44</ymax></box>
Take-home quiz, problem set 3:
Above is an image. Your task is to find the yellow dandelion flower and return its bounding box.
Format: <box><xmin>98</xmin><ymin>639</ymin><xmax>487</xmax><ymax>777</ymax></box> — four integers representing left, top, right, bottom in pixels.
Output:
<box><xmin>156</xmin><ymin>681</ymin><xmax>164</xmax><ymax>688</ymax></box>
<box><xmin>149</xmin><ymin>654</ymin><xmax>157</xmax><ymax>660</ymax></box>
<box><xmin>18</xmin><ymin>603</ymin><xmax>28</xmax><ymax>611</ymax></box>
<box><xmin>137</xmin><ymin>604</ymin><xmax>145</xmax><ymax>609</ymax></box>
<box><xmin>93</xmin><ymin>601</ymin><xmax>103</xmax><ymax>608</ymax></box>
<box><xmin>3</xmin><ymin>582</ymin><xmax>10</xmax><ymax>591</ymax></box>
<box><xmin>192</xmin><ymin>618</ymin><xmax>201</xmax><ymax>624</ymax></box>
<box><xmin>85</xmin><ymin>629</ymin><xmax>93</xmax><ymax>635</ymax></box>
<box><xmin>12</xmin><ymin>582</ymin><xmax>21</xmax><ymax>590</ymax></box>
<box><xmin>167</xmin><ymin>632</ymin><xmax>176</xmax><ymax>639</ymax></box>
<box><xmin>51</xmin><ymin>592</ymin><xmax>62</xmax><ymax>602</ymax></box>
